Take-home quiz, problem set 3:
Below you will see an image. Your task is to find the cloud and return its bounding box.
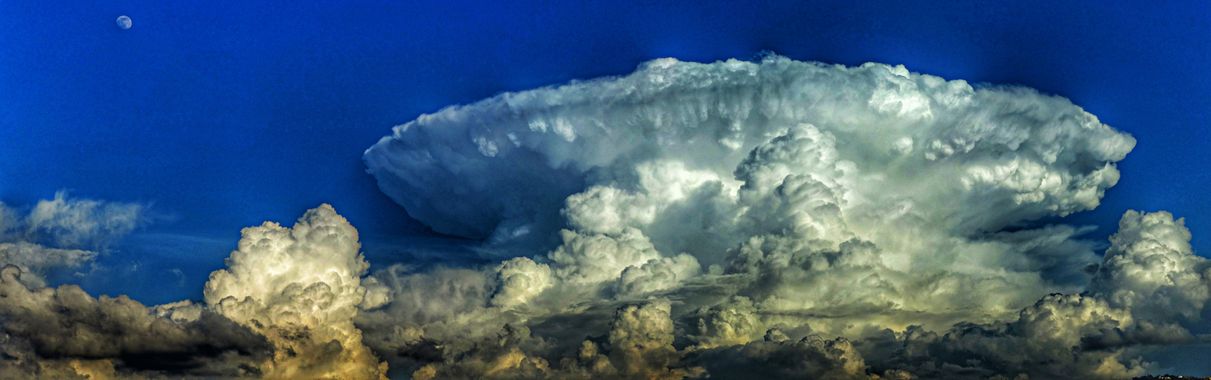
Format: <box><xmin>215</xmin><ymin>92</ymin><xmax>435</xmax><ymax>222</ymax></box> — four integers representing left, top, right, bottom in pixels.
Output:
<box><xmin>0</xmin><ymin>265</ymin><xmax>269</xmax><ymax>378</ymax></box>
<box><xmin>356</xmin><ymin>56</ymin><xmax>1210</xmax><ymax>378</ymax></box>
<box><xmin>0</xmin><ymin>192</ymin><xmax>147</xmax><ymax>286</ymax></box>
<box><xmin>365</xmin><ymin>56</ymin><xmax>1134</xmax><ymax>251</ymax></box>
<box><xmin>1090</xmin><ymin>210</ymin><xmax>1210</xmax><ymax>321</ymax></box>
<box><xmin>600</xmin><ymin>300</ymin><xmax>703</xmax><ymax>379</ymax></box>
<box><xmin>204</xmin><ymin>204</ymin><xmax>389</xmax><ymax>379</ymax></box>
<box><xmin>21</xmin><ymin>191</ymin><xmax>145</xmax><ymax>249</ymax></box>
<box><xmin>0</xmin><ymin>243</ymin><xmax>94</xmax><ymax>280</ymax></box>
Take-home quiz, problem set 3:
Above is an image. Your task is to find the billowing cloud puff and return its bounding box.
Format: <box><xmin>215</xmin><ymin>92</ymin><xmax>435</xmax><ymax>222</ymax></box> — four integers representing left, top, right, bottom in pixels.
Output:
<box><xmin>1091</xmin><ymin>211</ymin><xmax>1210</xmax><ymax>321</ymax></box>
<box><xmin>492</xmin><ymin>257</ymin><xmax>554</xmax><ymax>308</ymax></box>
<box><xmin>356</xmin><ymin>56</ymin><xmax>1210</xmax><ymax>379</ymax></box>
<box><xmin>608</xmin><ymin>301</ymin><xmax>706</xmax><ymax>379</ymax></box>
<box><xmin>204</xmin><ymin>204</ymin><xmax>389</xmax><ymax>379</ymax></box>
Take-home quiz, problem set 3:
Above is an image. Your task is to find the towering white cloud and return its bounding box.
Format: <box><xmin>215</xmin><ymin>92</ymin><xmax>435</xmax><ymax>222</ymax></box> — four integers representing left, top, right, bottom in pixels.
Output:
<box><xmin>1091</xmin><ymin>211</ymin><xmax>1210</xmax><ymax>321</ymax></box>
<box><xmin>362</xmin><ymin>57</ymin><xmax>1139</xmax><ymax>341</ymax></box>
<box><xmin>204</xmin><ymin>204</ymin><xmax>388</xmax><ymax>379</ymax></box>
<box><xmin>357</xmin><ymin>56</ymin><xmax>1209</xmax><ymax>379</ymax></box>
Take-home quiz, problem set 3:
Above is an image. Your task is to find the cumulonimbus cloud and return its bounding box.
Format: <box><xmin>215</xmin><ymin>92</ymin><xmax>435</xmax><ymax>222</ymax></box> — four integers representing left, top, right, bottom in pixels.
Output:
<box><xmin>359</xmin><ymin>56</ymin><xmax>1208</xmax><ymax>379</ymax></box>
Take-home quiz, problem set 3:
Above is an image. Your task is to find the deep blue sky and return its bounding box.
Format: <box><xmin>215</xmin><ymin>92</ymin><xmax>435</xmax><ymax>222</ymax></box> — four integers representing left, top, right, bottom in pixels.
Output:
<box><xmin>1</xmin><ymin>0</ymin><xmax>1208</xmax><ymax>304</ymax></box>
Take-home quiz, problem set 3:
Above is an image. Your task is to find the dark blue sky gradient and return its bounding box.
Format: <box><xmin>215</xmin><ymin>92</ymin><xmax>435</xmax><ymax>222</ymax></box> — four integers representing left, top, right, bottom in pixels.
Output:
<box><xmin>1</xmin><ymin>1</ymin><xmax>1208</xmax><ymax>303</ymax></box>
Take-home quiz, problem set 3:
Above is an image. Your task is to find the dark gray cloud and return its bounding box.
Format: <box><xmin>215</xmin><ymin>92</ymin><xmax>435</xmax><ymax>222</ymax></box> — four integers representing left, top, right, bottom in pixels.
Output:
<box><xmin>0</xmin><ymin>265</ymin><xmax>269</xmax><ymax>378</ymax></box>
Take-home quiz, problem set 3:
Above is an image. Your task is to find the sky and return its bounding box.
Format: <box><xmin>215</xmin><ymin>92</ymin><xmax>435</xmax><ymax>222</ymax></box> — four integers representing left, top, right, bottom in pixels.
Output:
<box><xmin>2</xmin><ymin>1</ymin><xmax>1211</xmax><ymax>379</ymax></box>
<box><xmin>2</xmin><ymin>0</ymin><xmax>1209</xmax><ymax>302</ymax></box>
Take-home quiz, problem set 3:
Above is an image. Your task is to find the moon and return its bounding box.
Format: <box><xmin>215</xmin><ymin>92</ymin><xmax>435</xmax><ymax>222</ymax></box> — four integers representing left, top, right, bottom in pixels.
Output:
<box><xmin>116</xmin><ymin>15</ymin><xmax>132</xmax><ymax>30</ymax></box>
